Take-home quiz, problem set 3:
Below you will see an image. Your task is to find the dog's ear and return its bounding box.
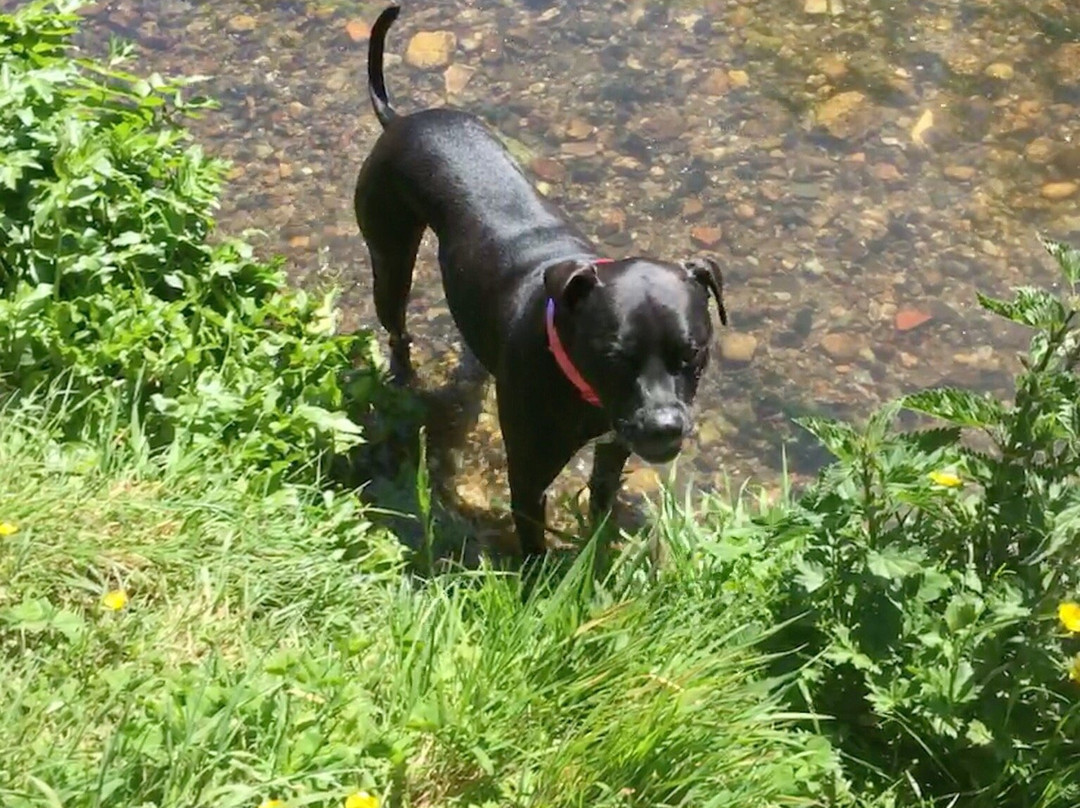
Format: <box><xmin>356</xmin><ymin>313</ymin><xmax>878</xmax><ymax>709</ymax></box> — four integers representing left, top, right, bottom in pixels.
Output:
<box><xmin>682</xmin><ymin>256</ymin><xmax>728</xmax><ymax>326</ymax></box>
<box><xmin>544</xmin><ymin>259</ymin><xmax>601</xmax><ymax>309</ymax></box>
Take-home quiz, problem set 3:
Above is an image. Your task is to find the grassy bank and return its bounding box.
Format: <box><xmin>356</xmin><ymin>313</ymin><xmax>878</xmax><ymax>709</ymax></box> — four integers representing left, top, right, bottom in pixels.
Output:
<box><xmin>0</xmin><ymin>395</ymin><xmax>844</xmax><ymax>808</ymax></box>
<box><xmin>3</xmin><ymin>2</ymin><xmax>1080</xmax><ymax>807</ymax></box>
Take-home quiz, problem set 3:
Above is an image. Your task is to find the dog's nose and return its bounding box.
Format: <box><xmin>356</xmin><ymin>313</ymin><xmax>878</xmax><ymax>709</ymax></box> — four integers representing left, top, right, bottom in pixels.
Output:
<box><xmin>644</xmin><ymin>408</ymin><xmax>684</xmax><ymax>441</ymax></box>
<box><xmin>631</xmin><ymin>408</ymin><xmax>686</xmax><ymax>464</ymax></box>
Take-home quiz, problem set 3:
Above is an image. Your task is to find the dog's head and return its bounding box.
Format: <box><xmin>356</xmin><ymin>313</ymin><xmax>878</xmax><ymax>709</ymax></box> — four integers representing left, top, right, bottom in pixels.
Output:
<box><xmin>544</xmin><ymin>255</ymin><xmax>728</xmax><ymax>464</ymax></box>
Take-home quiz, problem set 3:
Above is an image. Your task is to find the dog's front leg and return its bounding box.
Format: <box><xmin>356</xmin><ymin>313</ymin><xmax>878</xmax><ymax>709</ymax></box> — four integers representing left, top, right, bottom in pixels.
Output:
<box><xmin>591</xmin><ymin>438</ymin><xmax>630</xmax><ymax>520</ymax></box>
<box><xmin>508</xmin><ymin>472</ymin><xmax>550</xmax><ymax>557</ymax></box>
<box><xmin>504</xmin><ymin>430</ymin><xmax>574</xmax><ymax>556</ymax></box>
<box><xmin>498</xmin><ymin>384</ymin><xmax>577</xmax><ymax>557</ymax></box>
<box><xmin>588</xmin><ymin>438</ymin><xmax>631</xmax><ymax>525</ymax></box>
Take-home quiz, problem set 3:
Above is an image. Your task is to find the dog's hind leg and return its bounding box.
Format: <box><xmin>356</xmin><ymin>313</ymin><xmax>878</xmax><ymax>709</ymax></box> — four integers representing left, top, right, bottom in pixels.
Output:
<box><xmin>355</xmin><ymin>186</ymin><xmax>425</xmax><ymax>384</ymax></box>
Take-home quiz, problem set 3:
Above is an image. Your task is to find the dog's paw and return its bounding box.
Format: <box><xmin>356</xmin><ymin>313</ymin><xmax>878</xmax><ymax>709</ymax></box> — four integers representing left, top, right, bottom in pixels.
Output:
<box><xmin>388</xmin><ymin>357</ymin><xmax>415</xmax><ymax>386</ymax></box>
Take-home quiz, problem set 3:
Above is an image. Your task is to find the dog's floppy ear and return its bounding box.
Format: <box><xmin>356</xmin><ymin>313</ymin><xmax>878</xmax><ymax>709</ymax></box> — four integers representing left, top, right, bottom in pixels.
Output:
<box><xmin>682</xmin><ymin>256</ymin><xmax>728</xmax><ymax>326</ymax></box>
<box><xmin>544</xmin><ymin>259</ymin><xmax>601</xmax><ymax>309</ymax></box>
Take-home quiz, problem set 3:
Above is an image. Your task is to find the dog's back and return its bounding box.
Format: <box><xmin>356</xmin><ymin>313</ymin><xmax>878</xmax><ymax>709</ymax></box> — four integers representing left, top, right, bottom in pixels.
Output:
<box><xmin>355</xmin><ymin>7</ymin><xmax>593</xmax><ymax>366</ymax></box>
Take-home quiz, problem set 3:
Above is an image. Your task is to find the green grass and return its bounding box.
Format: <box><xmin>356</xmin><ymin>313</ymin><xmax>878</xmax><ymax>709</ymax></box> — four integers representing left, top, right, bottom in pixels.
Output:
<box><xmin>0</xmin><ymin>394</ymin><xmax>847</xmax><ymax>808</ymax></box>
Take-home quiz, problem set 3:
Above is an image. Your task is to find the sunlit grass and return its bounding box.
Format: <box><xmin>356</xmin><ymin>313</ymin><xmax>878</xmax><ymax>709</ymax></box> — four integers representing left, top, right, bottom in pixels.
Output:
<box><xmin>0</xmin><ymin>393</ymin><xmax>842</xmax><ymax>808</ymax></box>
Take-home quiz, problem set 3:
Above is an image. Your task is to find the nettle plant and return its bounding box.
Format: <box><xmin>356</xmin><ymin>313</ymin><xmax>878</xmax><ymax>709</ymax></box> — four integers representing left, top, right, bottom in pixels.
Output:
<box><xmin>0</xmin><ymin>1</ymin><xmax>384</xmax><ymax>484</ymax></box>
<box><xmin>771</xmin><ymin>237</ymin><xmax>1080</xmax><ymax>806</ymax></box>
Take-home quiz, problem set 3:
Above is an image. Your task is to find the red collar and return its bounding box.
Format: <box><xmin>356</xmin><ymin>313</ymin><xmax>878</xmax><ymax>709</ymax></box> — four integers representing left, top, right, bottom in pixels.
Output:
<box><xmin>544</xmin><ymin>258</ymin><xmax>612</xmax><ymax>408</ymax></box>
<box><xmin>546</xmin><ymin>297</ymin><xmax>601</xmax><ymax>407</ymax></box>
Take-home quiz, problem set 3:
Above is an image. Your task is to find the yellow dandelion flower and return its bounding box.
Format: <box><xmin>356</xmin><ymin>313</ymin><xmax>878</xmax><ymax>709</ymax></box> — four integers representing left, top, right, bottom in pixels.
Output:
<box><xmin>101</xmin><ymin>589</ymin><xmax>129</xmax><ymax>611</ymax></box>
<box><xmin>345</xmin><ymin>792</ymin><xmax>378</xmax><ymax>808</ymax></box>
<box><xmin>258</xmin><ymin>800</ymin><xmax>285</xmax><ymax>808</ymax></box>
<box><xmin>928</xmin><ymin>470</ymin><xmax>963</xmax><ymax>488</ymax></box>
<box><xmin>1059</xmin><ymin>601</ymin><xmax>1080</xmax><ymax>633</ymax></box>
<box><xmin>0</xmin><ymin>522</ymin><xmax>19</xmax><ymax>537</ymax></box>
<box><xmin>1070</xmin><ymin>654</ymin><xmax>1080</xmax><ymax>685</ymax></box>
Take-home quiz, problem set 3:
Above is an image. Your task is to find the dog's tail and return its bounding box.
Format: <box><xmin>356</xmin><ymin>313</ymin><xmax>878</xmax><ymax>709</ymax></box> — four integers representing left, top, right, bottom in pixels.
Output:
<box><xmin>367</xmin><ymin>5</ymin><xmax>401</xmax><ymax>128</ymax></box>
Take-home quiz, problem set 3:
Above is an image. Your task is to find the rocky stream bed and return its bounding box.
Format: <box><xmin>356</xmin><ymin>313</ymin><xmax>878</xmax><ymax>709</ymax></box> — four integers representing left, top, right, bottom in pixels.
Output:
<box><xmin>10</xmin><ymin>0</ymin><xmax>1080</xmax><ymax>552</ymax></box>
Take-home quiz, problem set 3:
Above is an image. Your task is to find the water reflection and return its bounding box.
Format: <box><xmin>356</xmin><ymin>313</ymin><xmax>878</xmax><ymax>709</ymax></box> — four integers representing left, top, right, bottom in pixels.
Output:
<box><xmin>7</xmin><ymin>0</ymin><xmax>1079</xmax><ymax>515</ymax></box>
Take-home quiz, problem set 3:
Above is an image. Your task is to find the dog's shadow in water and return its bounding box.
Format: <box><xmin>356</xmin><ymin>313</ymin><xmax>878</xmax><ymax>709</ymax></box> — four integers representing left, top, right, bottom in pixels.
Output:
<box><xmin>333</xmin><ymin>348</ymin><xmax>652</xmax><ymax>577</ymax></box>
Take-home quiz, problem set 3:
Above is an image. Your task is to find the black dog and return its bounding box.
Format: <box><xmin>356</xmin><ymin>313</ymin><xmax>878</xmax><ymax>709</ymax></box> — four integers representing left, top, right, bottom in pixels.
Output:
<box><xmin>354</xmin><ymin>5</ymin><xmax>728</xmax><ymax>557</ymax></box>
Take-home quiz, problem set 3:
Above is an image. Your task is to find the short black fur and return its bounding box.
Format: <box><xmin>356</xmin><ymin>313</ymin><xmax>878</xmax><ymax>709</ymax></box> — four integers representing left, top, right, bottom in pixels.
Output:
<box><xmin>354</xmin><ymin>4</ymin><xmax>730</xmax><ymax>556</ymax></box>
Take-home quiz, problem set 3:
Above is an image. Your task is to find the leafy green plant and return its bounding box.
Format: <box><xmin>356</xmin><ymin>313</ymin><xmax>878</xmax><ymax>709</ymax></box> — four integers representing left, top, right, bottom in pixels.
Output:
<box><xmin>763</xmin><ymin>236</ymin><xmax>1080</xmax><ymax>807</ymax></box>
<box><xmin>0</xmin><ymin>0</ymin><xmax>386</xmax><ymax>486</ymax></box>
